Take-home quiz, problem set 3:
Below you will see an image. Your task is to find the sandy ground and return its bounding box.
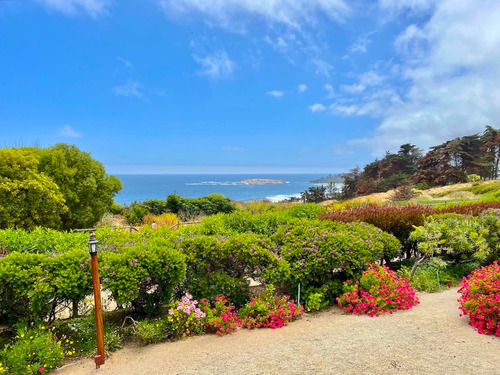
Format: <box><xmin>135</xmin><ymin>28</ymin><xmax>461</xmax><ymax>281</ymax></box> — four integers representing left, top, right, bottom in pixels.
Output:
<box><xmin>54</xmin><ymin>287</ymin><xmax>500</xmax><ymax>375</ymax></box>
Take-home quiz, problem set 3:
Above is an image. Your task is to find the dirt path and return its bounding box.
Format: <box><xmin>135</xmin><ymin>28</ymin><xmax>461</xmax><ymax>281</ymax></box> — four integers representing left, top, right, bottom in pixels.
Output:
<box><xmin>55</xmin><ymin>287</ymin><xmax>500</xmax><ymax>375</ymax></box>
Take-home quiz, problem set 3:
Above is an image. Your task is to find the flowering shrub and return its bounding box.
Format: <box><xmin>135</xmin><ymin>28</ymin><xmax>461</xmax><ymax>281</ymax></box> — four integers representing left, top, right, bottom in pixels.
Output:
<box><xmin>179</xmin><ymin>234</ymin><xmax>289</xmax><ymax>307</ymax></box>
<box><xmin>272</xmin><ymin>219</ymin><xmax>400</xmax><ymax>291</ymax></box>
<box><xmin>239</xmin><ymin>287</ymin><xmax>303</xmax><ymax>329</ymax></box>
<box><xmin>0</xmin><ymin>324</ymin><xmax>64</xmax><ymax>374</ymax></box>
<box><xmin>200</xmin><ymin>296</ymin><xmax>240</xmax><ymax>336</ymax></box>
<box><xmin>337</xmin><ymin>264</ymin><xmax>419</xmax><ymax>317</ymax></box>
<box><xmin>136</xmin><ymin>294</ymin><xmax>206</xmax><ymax>343</ymax></box>
<box><xmin>458</xmin><ymin>261</ymin><xmax>500</xmax><ymax>336</ymax></box>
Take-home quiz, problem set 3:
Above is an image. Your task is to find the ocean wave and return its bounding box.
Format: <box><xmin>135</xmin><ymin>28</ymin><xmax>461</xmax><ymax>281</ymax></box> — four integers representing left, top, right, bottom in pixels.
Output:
<box><xmin>265</xmin><ymin>193</ymin><xmax>301</xmax><ymax>203</ymax></box>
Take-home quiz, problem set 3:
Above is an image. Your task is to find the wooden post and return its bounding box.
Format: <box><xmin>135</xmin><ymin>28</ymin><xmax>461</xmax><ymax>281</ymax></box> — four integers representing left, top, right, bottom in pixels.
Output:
<box><xmin>91</xmin><ymin>253</ymin><xmax>105</xmax><ymax>369</ymax></box>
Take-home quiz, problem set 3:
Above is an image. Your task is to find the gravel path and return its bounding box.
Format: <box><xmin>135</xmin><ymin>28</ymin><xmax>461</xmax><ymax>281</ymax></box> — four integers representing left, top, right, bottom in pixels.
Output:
<box><xmin>55</xmin><ymin>287</ymin><xmax>500</xmax><ymax>375</ymax></box>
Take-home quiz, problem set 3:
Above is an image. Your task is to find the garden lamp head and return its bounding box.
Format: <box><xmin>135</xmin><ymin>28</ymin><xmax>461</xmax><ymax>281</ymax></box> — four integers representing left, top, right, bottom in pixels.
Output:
<box><xmin>88</xmin><ymin>233</ymin><xmax>99</xmax><ymax>255</ymax></box>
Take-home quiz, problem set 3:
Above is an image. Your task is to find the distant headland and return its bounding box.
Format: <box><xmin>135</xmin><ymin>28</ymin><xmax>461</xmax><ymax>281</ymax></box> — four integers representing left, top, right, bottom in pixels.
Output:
<box><xmin>309</xmin><ymin>174</ymin><xmax>343</xmax><ymax>184</ymax></box>
<box><xmin>241</xmin><ymin>179</ymin><xmax>288</xmax><ymax>185</ymax></box>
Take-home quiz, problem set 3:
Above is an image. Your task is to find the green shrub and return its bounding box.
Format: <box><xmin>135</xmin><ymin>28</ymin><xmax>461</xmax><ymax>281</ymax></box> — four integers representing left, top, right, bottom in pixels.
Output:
<box><xmin>0</xmin><ymin>227</ymin><xmax>87</xmax><ymax>254</ymax></box>
<box><xmin>178</xmin><ymin>233</ymin><xmax>289</xmax><ymax>307</ymax></box>
<box><xmin>109</xmin><ymin>202</ymin><xmax>123</xmax><ymax>215</ymax></box>
<box><xmin>51</xmin><ymin>250</ymin><xmax>93</xmax><ymax>317</ymax></box>
<box><xmin>272</xmin><ymin>219</ymin><xmax>400</xmax><ymax>292</ymax></box>
<box><xmin>410</xmin><ymin>214</ymin><xmax>490</xmax><ymax>263</ymax></box>
<box><xmin>0</xmin><ymin>323</ymin><xmax>64</xmax><ymax>374</ymax></box>
<box><xmin>100</xmin><ymin>244</ymin><xmax>186</xmax><ymax>316</ymax></box>
<box><xmin>0</xmin><ymin>253</ymin><xmax>55</xmax><ymax>325</ymax></box>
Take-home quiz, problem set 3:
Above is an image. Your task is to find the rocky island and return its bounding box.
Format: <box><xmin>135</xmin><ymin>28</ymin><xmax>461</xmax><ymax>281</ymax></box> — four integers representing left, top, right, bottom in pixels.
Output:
<box><xmin>240</xmin><ymin>179</ymin><xmax>288</xmax><ymax>185</ymax></box>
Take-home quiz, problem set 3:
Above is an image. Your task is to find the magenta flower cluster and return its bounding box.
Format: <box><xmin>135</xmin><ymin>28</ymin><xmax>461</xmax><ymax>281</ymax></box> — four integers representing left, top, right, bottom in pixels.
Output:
<box><xmin>201</xmin><ymin>296</ymin><xmax>240</xmax><ymax>336</ymax></box>
<box><xmin>458</xmin><ymin>261</ymin><xmax>500</xmax><ymax>336</ymax></box>
<box><xmin>240</xmin><ymin>296</ymin><xmax>304</xmax><ymax>330</ymax></box>
<box><xmin>337</xmin><ymin>263</ymin><xmax>419</xmax><ymax>317</ymax></box>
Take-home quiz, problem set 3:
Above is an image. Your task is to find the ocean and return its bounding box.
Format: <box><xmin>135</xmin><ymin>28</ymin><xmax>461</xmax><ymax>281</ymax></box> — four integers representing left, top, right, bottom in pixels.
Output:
<box><xmin>114</xmin><ymin>174</ymin><xmax>330</xmax><ymax>204</ymax></box>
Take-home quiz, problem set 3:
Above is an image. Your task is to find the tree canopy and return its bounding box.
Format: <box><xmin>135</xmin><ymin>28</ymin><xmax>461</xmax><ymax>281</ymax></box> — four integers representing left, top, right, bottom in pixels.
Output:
<box><xmin>338</xmin><ymin>126</ymin><xmax>500</xmax><ymax>199</ymax></box>
<box><xmin>0</xmin><ymin>144</ymin><xmax>122</xmax><ymax>230</ymax></box>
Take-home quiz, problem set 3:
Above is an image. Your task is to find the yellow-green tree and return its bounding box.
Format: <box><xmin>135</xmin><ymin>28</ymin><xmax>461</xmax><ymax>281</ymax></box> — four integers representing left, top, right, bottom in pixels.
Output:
<box><xmin>0</xmin><ymin>148</ymin><xmax>66</xmax><ymax>230</ymax></box>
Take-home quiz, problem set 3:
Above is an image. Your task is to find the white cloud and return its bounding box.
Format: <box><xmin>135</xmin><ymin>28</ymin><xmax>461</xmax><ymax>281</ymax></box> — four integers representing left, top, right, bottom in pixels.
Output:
<box><xmin>113</xmin><ymin>80</ymin><xmax>142</xmax><ymax>97</ymax></box>
<box><xmin>59</xmin><ymin>124</ymin><xmax>82</xmax><ymax>138</ymax></box>
<box><xmin>353</xmin><ymin>0</ymin><xmax>500</xmax><ymax>155</ymax></box>
<box><xmin>37</xmin><ymin>0</ymin><xmax>110</xmax><ymax>17</ymax></box>
<box><xmin>267</xmin><ymin>90</ymin><xmax>284</xmax><ymax>98</ymax></box>
<box><xmin>298</xmin><ymin>84</ymin><xmax>308</xmax><ymax>93</ymax></box>
<box><xmin>324</xmin><ymin>84</ymin><xmax>335</xmax><ymax>98</ymax></box>
<box><xmin>193</xmin><ymin>51</ymin><xmax>234</xmax><ymax>79</ymax></box>
<box><xmin>341</xmin><ymin>83</ymin><xmax>365</xmax><ymax>94</ymax></box>
<box><xmin>160</xmin><ymin>0</ymin><xmax>351</xmax><ymax>29</ymax></box>
<box><xmin>309</xmin><ymin>103</ymin><xmax>326</xmax><ymax>112</ymax></box>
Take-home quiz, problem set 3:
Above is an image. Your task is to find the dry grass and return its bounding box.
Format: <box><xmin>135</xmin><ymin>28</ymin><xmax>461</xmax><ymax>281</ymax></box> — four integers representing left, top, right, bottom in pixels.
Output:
<box><xmin>143</xmin><ymin>213</ymin><xmax>179</xmax><ymax>228</ymax></box>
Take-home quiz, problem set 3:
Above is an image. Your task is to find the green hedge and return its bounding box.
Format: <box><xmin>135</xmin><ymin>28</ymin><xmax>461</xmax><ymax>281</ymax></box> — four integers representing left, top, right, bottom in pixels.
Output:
<box><xmin>178</xmin><ymin>233</ymin><xmax>289</xmax><ymax>307</ymax></box>
<box><xmin>272</xmin><ymin>219</ymin><xmax>400</xmax><ymax>287</ymax></box>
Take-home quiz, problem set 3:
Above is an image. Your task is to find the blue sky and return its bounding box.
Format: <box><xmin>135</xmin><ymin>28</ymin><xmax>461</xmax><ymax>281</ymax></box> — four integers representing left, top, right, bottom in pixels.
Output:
<box><xmin>1</xmin><ymin>0</ymin><xmax>500</xmax><ymax>174</ymax></box>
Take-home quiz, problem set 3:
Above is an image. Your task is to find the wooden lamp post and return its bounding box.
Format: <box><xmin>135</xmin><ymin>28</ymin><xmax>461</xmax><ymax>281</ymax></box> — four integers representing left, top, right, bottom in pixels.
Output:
<box><xmin>88</xmin><ymin>233</ymin><xmax>105</xmax><ymax>369</ymax></box>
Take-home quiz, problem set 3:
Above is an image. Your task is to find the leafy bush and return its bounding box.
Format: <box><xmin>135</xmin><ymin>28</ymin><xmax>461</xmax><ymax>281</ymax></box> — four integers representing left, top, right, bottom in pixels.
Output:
<box><xmin>199</xmin><ymin>296</ymin><xmax>239</xmax><ymax>336</ymax></box>
<box><xmin>0</xmin><ymin>227</ymin><xmax>87</xmax><ymax>254</ymax></box>
<box><xmin>100</xmin><ymin>244</ymin><xmax>186</xmax><ymax>316</ymax></box>
<box><xmin>410</xmin><ymin>214</ymin><xmax>490</xmax><ymax>263</ymax></box>
<box><xmin>197</xmin><ymin>211</ymin><xmax>290</xmax><ymax>237</ymax></box>
<box><xmin>272</xmin><ymin>219</ymin><xmax>400</xmax><ymax>290</ymax></box>
<box><xmin>0</xmin><ymin>253</ymin><xmax>55</xmax><ymax>324</ymax></box>
<box><xmin>239</xmin><ymin>286</ymin><xmax>303</xmax><ymax>329</ymax></box>
<box><xmin>0</xmin><ymin>323</ymin><xmax>64</xmax><ymax>374</ymax></box>
<box><xmin>123</xmin><ymin>202</ymin><xmax>149</xmax><ymax>225</ymax></box>
<box><xmin>337</xmin><ymin>264</ymin><xmax>419</xmax><ymax>317</ymax></box>
<box><xmin>51</xmin><ymin>250</ymin><xmax>93</xmax><ymax>317</ymax></box>
<box><xmin>178</xmin><ymin>234</ymin><xmax>289</xmax><ymax>307</ymax></box>
<box><xmin>458</xmin><ymin>261</ymin><xmax>500</xmax><ymax>336</ymax></box>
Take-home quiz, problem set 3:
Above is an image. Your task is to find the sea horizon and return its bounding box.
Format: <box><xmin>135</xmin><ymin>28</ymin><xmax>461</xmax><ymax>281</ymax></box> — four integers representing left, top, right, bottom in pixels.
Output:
<box><xmin>114</xmin><ymin>173</ymin><xmax>335</xmax><ymax>205</ymax></box>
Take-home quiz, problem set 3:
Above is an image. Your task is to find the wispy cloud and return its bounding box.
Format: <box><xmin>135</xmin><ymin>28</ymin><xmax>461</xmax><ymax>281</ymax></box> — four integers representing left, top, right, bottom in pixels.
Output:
<box><xmin>298</xmin><ymin>84</ymin><xmax>308</xmax><ymax>93</ymax></box>
<box><xmin>267</xmin><ymin>90</ymin><xmax>284</xmax><ymax>98</ymax></box>
<box><xmin>118</xmin><ymin>57</ymin><xmax>133</xmax><ymax>69</ymax></box>
<box><xmin>160</xmin><ymin>0</ymin><xmax>351</xmax><ymax>29</ymax></box>
<box><xmin>193</xmin><ymin>51</ymin><xmax>234</xmax><ymax>80</ymax></box>
<box><xmin>311</xmin><ymin>59</ymin><xmax>334</xmax><ymax>77</ymax></box>
<box><xmin>113</xmin><ymin>80</ymin><xmax>142</xmax><ymax>97</ymax></box>
<box><xmin>324</xmin><ymin>84</ymin><xmax>335</xmax><ymax>98</ymax></box>
<box><xmin>37</xmin><ymin>0</ymin><xmax>111</xmax><ymax>17</ymax></box>
<box><xmin>309</xmin><ymin>103</ymin><xmax>326</xmax><ymax>112</ymax></box>
<box><xmin>59</xmin><ymin>124</ymin><xmax>82</xmax><ymax>138</ymax></box>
